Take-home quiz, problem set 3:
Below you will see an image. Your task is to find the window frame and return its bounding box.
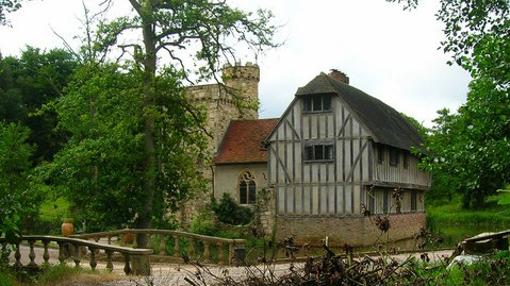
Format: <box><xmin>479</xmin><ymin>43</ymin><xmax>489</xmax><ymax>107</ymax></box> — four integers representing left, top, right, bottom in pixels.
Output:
<box><xmin>239</xmin><ymin>171</ymin><xmax>257</xmax><ymax>205</ymax></box>
<box><xmin>383</xmin><ymin>189</ymin><xmax>389</xmax><ymax>214</ymax></box>
<box><xmin>389</xmin><ymin>147</ymin><xmax>399</xmax><ymax>167</ymax></box>
<box><xmin>302</xmin><ymin>94</ymin><xmax>333</xmax><ymax>113</ymax></box>
<box><xmin>303</xmin><ymin>140</ymin><xmax>335</xmax><ymax>163</ymax></box>
<box><xmin>403</xmin><ymin>152</ymin><xmax>409</xmax><ymax>169</ymax></box>
<box><xmin>410</xmin><ymin>190</ymin><xmax>417</xmax><ymax>212</ymax></box>
<box><xmin>377</xmin><ymin>144</ymin><xmax>385</xmax><ymax>164</ymax></box>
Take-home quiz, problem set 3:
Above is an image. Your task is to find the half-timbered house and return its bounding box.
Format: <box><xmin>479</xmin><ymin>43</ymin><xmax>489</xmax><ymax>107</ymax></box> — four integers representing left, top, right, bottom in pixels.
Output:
<box><xmin>265</xmin><ymin>70</ymin><xmax>430</xmax><ymax>246</ymax></box>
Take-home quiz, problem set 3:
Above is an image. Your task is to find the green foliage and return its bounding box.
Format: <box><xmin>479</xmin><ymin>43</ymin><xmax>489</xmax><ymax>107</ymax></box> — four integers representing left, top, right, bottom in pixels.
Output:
<box><xmin>389</xmin><ymin>0</ymin><xmax>509</xmax><ymax>209</ymax></box>
<box><xmin>211</xmin><ymin>193</ymin><xmax>254</xmax><ymax>226</ymax></box>
<box><xmin>0</xmin><ymin>270</ymin><xmax>16</xmax><ymax>286</ymax></box>
<box><xmin>37</xmin><ymin>63</ymin><xmax>207</xmax><ymax>231</ymax></box>
<box><xmin>420</xmin><ymin>72</ymin><xmax>510</xmax><ymax>208</ymax></box>
<box><xmin>54</xmin><ymin>0</ymin><xmax>279</xmax><ymax>239</ymax></box>
<box><xmin>427</xmin><ymin>193</ymin><xmax>510</xmax><ymax>247</ymax></box>
<box><xmin>190</xmin><ymin>211</ymin><xmax>217</xmax><ymax>236</ymax></box>
<box><xmin>0</xmin><ymin>47</ymin><xmax>79</xmax><ymax>163</ymax></box>
<box><xmin>0</xmin><ymin>0</ymin><xmax>27</xmax><ymax>25</ymax></box>
<box><xmin>0</xmin><ymin>122</ymin><xmax>37</xmax><ymax>241</ymax></box>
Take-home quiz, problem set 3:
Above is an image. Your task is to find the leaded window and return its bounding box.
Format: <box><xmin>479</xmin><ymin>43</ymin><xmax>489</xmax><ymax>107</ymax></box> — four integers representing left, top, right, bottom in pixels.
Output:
<box><xmin>239</xmin><ymin>171</ymin><xmax>256</xmax><ymax>204</ymax></box>
<box><xmin>304</xmin><ymin>142</ymin><xmax>334</xmax><ymax>162</ymax></box>
<box><xmin>303</xmin><ymin>94</ymin><xmax>332</xmax><ymax>113</ymax></box>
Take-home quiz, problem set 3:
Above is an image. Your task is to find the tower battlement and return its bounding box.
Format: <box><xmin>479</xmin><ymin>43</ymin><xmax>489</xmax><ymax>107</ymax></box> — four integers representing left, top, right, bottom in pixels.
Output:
<box><xmin>221</xmin><ymin>62</ymin><xmax>260</xmax><ymax>82</ymax></box>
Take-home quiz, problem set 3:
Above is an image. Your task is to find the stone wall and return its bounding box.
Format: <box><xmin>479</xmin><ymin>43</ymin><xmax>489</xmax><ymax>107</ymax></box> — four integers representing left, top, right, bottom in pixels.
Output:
<box><xmin>256</xmin><ymin>187</ymin><xmax>276</xmax><ymax>237</ymax></box>
<box><xmin>178</xmin><ymin>63</ymin><xmax>260</xmax><ymax>228</ymax></box>
<box><xmin>276</xmin><ymin>212</ymin><xmax>426</xmax><ymax>247</ymax></box>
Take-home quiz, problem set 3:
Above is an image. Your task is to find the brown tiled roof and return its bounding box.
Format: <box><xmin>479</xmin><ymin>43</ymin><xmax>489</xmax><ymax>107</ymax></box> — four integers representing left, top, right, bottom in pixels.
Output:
<box><xmin>214</xmin><ymin>118</ymin><xmax>279</xmax><ymax>165</ymax></box>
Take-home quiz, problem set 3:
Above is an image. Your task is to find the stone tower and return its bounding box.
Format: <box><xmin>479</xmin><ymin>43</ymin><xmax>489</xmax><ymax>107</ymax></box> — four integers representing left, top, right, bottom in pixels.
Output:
<box><xmin>180</xmin><ymin>62</ymin><xmax>260</xmax><ymax>226</ymax></box>
<box><xmin>187</xmin><ymin>62</ymin><xmax>260</xmax><ymax>154</ymax></box>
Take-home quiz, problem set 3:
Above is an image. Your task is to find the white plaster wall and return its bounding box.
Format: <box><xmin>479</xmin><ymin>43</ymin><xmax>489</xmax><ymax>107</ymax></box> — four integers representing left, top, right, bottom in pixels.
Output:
<box><xmin>214</xmin><ymin>163</ymin><xmax>269</xmax><ymax>205</ymax></box>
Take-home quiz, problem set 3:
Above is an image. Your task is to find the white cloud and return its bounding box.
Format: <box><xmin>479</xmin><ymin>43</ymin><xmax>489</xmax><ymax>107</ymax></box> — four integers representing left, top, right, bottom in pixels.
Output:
<box><xmin>0</xmin><ymin>0</ymin><xmax>471</xmax><ymax>127</ymax></box>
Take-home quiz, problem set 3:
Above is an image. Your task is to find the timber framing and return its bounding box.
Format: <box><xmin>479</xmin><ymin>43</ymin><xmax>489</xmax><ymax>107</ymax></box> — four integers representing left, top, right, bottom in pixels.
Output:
<box><xmin>267</xmin><ymin>72</ymin><xmax>431</xmax><ymax>218</ymax></box>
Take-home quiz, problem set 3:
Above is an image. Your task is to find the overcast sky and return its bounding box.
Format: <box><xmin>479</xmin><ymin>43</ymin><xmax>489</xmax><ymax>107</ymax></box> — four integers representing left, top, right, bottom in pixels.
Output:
<box><xmin>0</xmin><ymin>0</ymin><xmax>471</xmax><ymax>126</ymax></box>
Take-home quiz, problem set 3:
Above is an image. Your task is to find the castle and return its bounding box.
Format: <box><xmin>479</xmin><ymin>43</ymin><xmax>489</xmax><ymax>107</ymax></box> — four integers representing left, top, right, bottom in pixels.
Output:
<box><xmin>181</xmin><ymin>62</ymin><xmax>269</xmax><ymax>223</ymax></box>
<box><xmin>184</xmin><ymin>64</ymin><xmax>430</xmax><ymax>247</ymax></box>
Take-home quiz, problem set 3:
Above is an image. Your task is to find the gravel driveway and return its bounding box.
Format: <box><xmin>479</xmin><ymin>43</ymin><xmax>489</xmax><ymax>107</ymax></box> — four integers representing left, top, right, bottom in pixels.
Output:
<box><xmin>10</xmin><ymin>245</ymin><xmax>453</xmax><ymax>286</ymax></box>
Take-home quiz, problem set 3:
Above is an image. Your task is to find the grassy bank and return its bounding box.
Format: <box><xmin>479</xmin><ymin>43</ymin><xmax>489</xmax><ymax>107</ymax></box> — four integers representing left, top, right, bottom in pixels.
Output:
<box><xmin>0</xmin><ymin>264</ymin><xmax>120</xmax><ymax>286</ymax></box>
<box><xmin>427</xmin><ymin>191</ymin><xmax>510</xmax><ymax>247</ymax></box>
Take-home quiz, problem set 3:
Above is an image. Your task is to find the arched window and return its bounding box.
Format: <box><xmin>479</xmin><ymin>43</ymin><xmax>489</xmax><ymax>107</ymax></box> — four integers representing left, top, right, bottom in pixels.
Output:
<box><xmin>239</xmin><ymin>171</ymin><xmax>256</xmax><ymax>204</ymax></box>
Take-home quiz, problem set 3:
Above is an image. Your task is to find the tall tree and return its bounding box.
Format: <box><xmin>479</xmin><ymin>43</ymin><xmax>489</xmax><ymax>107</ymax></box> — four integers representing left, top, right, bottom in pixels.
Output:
<box><xmin>0</xmin><ymin>47</ymin><xmax>78</xmax><ymax>163</ymax></box>
<box><xmin>44</xmin><ymin>0</ymin><xmax>277</xmax><ymax>246</ymax></box>
<box><xmin>388</xmin><ymin>0</ymin><xmax>509</xmax><ymax>207</ymax></box>
<box><xmin>41</xmin><ymin>63</ymin><xmax>208</xmax><ymax>231</ymax></box>
<box><xmin>0</xmin><ymin>122</ymin><xmax>35</xmax><ymax>241</ymax></box>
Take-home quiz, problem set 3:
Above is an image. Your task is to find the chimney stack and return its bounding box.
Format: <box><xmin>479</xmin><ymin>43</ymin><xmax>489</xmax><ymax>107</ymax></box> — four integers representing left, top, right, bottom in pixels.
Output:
<box><xmin>328</xmin><ymin>69</ymin><xmax>349</xmax><ymax>84</ymax></box>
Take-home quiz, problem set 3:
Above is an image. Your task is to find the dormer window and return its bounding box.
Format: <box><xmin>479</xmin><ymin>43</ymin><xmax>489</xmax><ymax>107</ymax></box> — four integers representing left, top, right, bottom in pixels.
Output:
<box><xmin>303</xmin><ymin>94</ymin><xmax>332</xmax><ymax>113</ymax></box>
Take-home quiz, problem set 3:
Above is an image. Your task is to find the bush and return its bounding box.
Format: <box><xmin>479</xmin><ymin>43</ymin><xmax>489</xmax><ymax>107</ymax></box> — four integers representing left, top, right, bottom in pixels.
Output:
<box><xmin>190</xmin><ymin>211</ymin><xmax>218</xmax><ymax>236</ymax></box>
<box><xmin>211</xmin><ymin>193</ymin><xmax>253</xmax><ymax>225</ymax></box>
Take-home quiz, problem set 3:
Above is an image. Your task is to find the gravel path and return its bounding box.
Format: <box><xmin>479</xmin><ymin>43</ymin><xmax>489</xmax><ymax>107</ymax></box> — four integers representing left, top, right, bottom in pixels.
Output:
<box><xmin>11</xmin><ymin>245</ymin><xmax>453</xmax><ymax>286</ymax></box>
<box><xmin>98</xmin><ymin>250</ymin><xmax>455</xmax><ymax>286</ymax></box>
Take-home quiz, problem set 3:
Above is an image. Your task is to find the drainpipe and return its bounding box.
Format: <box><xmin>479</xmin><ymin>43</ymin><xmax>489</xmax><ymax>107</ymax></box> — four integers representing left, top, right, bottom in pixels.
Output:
<box><xmin>210</xmin><ymin>164</ymin><xmax>215</xmax><ymax>199</ymax></box>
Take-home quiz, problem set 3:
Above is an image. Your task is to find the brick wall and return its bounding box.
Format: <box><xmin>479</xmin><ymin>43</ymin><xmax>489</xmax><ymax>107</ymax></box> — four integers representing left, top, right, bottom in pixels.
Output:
<box><xmin>276</xmin><ymin>212</ymin><xmax>426</xmax><ymax>247</ymax></box>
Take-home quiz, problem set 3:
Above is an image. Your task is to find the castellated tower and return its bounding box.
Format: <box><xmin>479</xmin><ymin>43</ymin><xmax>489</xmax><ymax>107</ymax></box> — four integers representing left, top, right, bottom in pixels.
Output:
<box><xmin>187</xmin><ymin>62</ymin><xmax>260</xmax><ymax>155</ymax></box>
<box><xmin>180</xmin><ymin>62</ymin><xmax>260</xmax><ymax>226</ymax></box>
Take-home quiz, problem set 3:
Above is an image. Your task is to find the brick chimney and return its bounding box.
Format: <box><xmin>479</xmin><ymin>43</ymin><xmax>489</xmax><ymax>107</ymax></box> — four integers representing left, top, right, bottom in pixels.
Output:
<box><xmin>328</xmin><ymin>69</ymin><xmax>349</xmax><ymax>84</ymax></box>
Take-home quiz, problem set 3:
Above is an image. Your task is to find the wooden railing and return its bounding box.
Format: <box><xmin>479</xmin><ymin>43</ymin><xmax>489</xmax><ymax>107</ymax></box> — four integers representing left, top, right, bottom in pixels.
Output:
<box><xmin>71</xmin><ymin>229</ymin><xmax>246</xmax><ymax>265</ymax></box>
<box><xmin>0</xmin><ymin>235</ymin><xmax>153</xmax><ymax>275</ymax></box>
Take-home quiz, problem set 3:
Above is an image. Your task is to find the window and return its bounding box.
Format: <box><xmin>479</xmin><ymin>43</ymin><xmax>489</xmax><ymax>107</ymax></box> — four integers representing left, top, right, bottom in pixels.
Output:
<box><xmin>403</xmin><ymin>152</ymin><xmax>409</xmax><ymax>169</ymax></box>
<box><xmin>377</xmin><ymin>145</ymin><xmax>384</xmax><ymax>164</ymax></box>
<box><xmin>303</xmin><ymin>94</ymin><xmax>332</xmax><ymax>112</ymax></box>
<box><xmin>383</xmin><ymin>190</ymin><xmax>389</xmax><ymax>214</ymax></box>
<box><xmin>368</xmin><ymin>191</ymin><xmax>375</xmax><ymax>214</ymax></box>
<box><xmin>304</xmin><ymin>142</ymin><xmax>334</xmax><ymax>162</ymax></box>
<box><xmin>389</xmin><ymin>148</ymin><xmax>399</xmax><ymax>166</ymax></box>
<box><xmin>411</xmin><ymin>191</ymin><xmax>417</xmax><ymax>212</ymax></box>
<box><xmin>239</xmin><ymin>171</ymin><xmax>256</xmax><ymax>204</ymax></box>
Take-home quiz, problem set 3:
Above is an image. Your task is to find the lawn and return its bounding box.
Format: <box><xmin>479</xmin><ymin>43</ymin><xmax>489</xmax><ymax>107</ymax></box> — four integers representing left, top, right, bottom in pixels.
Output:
<box><xmin>426</xmin><ymin>190</ymin><xmax>510</xmax><ymax>247</ymax></box>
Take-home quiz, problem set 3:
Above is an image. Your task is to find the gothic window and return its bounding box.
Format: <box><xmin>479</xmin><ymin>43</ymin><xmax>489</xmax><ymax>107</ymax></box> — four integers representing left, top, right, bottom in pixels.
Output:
<box><xmin>239</xmin><ymin>171</ymin><xmax>256</xmax><ymax>204</ymax></box>
<box><xmin>303</xmin><ymin>94</ymin><xmax>332</xmax><ymax>113</ymax></box>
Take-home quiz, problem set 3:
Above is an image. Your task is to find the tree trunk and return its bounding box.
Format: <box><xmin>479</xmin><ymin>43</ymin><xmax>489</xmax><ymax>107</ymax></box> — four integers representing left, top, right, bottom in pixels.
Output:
<box><xmin>136</xmin><ymin>0</ymin><xmax>157</xmax><ymax>249</ymax></box>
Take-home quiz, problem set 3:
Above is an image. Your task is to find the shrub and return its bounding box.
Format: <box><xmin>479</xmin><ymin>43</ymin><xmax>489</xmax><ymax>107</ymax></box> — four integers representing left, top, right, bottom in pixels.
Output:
<box><xmin>190</xmin><ymin>211</ymin><xmax>218</xmax><ymax>236</ymax></box>
<box><xmin>211</xmin><ymin>193</ymin><xmax>253</xmax><ymax>225</ymax></box>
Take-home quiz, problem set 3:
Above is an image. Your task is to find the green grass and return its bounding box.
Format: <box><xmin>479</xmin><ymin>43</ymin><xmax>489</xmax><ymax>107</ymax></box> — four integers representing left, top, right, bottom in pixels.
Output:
<box><xmin>426</xmin><ymin>192</ymin><xmax>510</xmax><ymax>247</ymax></box>
<box><xmin>0</xmin><ymin>264</ymin><xmax>120</xmax><ymax>286</ymax></box>
<box><xmin>0</xmin><ymin>269</ymin><xmax>18</xmax><ymax>286</ymax></box>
